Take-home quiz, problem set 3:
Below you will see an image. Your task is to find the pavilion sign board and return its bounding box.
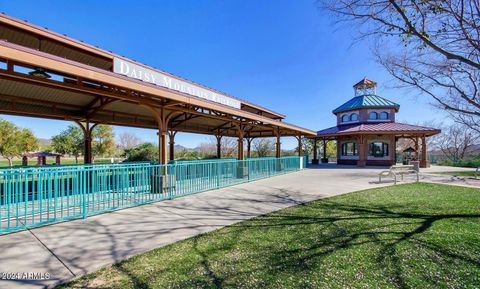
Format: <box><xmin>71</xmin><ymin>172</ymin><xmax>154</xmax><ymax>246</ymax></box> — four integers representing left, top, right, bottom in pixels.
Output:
<box><xmin>113</xmin><ymin>57</ymin><xmax>241</xmax><ymax>109</ymax></box>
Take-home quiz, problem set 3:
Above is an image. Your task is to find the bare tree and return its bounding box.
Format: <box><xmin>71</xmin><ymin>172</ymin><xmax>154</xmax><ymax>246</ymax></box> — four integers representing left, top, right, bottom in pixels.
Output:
<box><xmin>253</xmin><ymin>138</ymin><xmax>274</xmax><ymax>157</ymax></box>
<box><xmin>219</xmin><ymin>137</ymin><xmax>238</xmax><ymax>158</ymax></box>
<box><xmin>118</xmin><ymin>132</ymin><xmax>141</xmax><ymax>150</ymax></box>
<box><xmin>320</xmin><ymin>0</ymin><xmax>480</xmax><ymax>130</ymax></box>
<box><xmin>432</xmin><ymin>123</ymin><xmax>480</xmax><ymax>162</ymax></box>
<box><xmin>198</xmin><ymin>137</ymin><xmax>238</xmax><ymax>158</ymax></box>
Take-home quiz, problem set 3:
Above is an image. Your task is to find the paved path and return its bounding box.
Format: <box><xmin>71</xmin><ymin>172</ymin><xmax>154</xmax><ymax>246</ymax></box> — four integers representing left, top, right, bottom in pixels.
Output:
<box><xmin>0</xmin><ymin>165</ymin><xmax>474</xmax><ymax>289</ymax></box>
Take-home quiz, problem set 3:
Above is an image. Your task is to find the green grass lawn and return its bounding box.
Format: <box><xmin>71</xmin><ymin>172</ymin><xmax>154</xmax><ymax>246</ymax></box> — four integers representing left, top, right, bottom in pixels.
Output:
<box><xmin>60</xmin><ymin>183</ymin><xmax>480</xmax><ymax>289</ymax></box>
<box><xmin>434</xmin><ymin>171</ymin><xmax>479</xmax><ymax>178</ymax></box>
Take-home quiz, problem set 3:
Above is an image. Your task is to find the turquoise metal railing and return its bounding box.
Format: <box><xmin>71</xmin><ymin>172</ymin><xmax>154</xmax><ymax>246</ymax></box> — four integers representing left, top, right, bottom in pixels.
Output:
<box><xmin>0</xmin><ymin>156</ymin><xmax>305</xmax><ymax>233</ymax></box>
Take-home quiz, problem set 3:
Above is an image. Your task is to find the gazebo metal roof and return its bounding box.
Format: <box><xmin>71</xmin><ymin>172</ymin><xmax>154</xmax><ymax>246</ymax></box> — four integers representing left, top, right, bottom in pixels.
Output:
<box><xmin>332</xmin><ymin>94</ymin><xmax>400</xmax><ymax>114</ymax></box>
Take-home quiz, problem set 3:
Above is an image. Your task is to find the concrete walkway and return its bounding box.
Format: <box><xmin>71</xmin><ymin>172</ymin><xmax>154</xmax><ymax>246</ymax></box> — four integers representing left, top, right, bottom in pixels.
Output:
<box><xmin>0</xmin><ymin>165</ymin><xmax>473</xmax><ymax>289</ymax></box>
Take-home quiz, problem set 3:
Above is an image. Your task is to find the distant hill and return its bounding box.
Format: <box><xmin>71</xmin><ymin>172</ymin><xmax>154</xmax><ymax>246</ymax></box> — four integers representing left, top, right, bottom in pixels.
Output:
<box><xmin>38</xmin><ymin>138</ymin><xmax>52</xmax><ymax>150</ymax></box>
<box><xmin>174</xmin><ymin>144</ymin><xmax>190</xmax><ymax>150</ymax></box>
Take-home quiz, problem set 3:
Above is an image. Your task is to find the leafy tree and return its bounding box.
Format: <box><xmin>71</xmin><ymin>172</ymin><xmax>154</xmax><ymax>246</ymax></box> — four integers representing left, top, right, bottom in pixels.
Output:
<box><xmin>0</xmin><ymin>119</ymin><xmax>20</xmax><ymax>166</ymax></box>
<box><xmin>0</xmin><ymin>119</ymin><xmax>39</xmax><ymax>166</ymax></box>
<box><xmin>18</xmin><ymin>128</ymin><xmax>39</xmax><ymax>154</ymax></box>
<box><xmin>175</xmin><ymin>149</ymin><xmax>201</xmax><ymax>160</ymax></box>
<box><xmin>51</xmin><ymin>125</ymin><xmax>84</xmax><ymax>163</ymax></box>
<box><xmin>298</xmin><ymin>138</ymin><xmax>336</xmax><ymax>159</ymax></box>
<box><xmin>320</xmin><ymin>0</ymin><xmax>480</xmax><ymax>131</ymax></box>
<box><xmin>123</xmin><ymin>143</ymin><xmax>158</xmax><ymax>162</ymax></box>
<box><xmin>92</xmin><ymin>125</ymin><xmax>115</xmax><ymax>159</ymax></box>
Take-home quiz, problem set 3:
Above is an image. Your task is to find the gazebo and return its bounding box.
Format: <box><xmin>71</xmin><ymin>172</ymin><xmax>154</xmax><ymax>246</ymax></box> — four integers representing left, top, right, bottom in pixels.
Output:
<box><xmin>22</xmin><ymin>152</ymin><xmax>62</xmax><ymax>166</ymax></box>
<box><xmin>310</xmin><ymin>78</ymin><xmax>441</xmax><ymax>168</ymax></box>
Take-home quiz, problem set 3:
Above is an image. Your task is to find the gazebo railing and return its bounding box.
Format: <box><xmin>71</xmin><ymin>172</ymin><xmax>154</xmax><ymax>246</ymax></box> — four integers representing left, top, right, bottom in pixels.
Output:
<box><xmin>0</xmin><ymin>156</ymin><xmax>305</xmax><ymax>233</ymax></box>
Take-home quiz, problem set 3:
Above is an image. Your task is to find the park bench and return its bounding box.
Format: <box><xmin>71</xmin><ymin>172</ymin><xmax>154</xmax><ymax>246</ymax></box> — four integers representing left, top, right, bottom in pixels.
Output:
<box><xmin>378</xmin><ymin>165</ymin><xmax>419</xmax><ymax>185</ymax></box>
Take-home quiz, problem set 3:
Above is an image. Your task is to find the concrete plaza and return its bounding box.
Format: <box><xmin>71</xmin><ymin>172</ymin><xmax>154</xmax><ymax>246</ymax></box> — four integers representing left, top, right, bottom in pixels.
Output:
<box><xmin>0</xmin><ymin>165</ymin><xmax>476</xmax><ymax>289</ymax></box>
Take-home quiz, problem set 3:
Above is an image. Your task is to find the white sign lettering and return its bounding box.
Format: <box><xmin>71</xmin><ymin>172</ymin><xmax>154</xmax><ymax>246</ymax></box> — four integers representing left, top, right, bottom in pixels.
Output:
<box><xmin>113</xmin><ymin>57</ymin><xmax>241</xmax><ymax>109</ymax></box>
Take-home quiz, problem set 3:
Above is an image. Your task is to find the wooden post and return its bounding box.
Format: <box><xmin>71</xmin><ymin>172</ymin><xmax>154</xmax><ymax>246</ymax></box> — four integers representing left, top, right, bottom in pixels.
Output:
<box><xmin>216</xmin><ymin>135</ymin><xmax>222</xmax><ymax>159</ymax></box>
<box><xmin>275</xmin><ymin>134</ymin><xmax>281</xmax><ymax>158</ymax></box>
<box><xmin>296</xmin><ymin>136</ymin><xmax>303</xmax><ymax>157</ymax></box>
<box><xmin>143</xmin><ymin>105</ymin><xmax>175</xmax><ymax>165</ymax></box>
<box><xmin>168</xmin><ymin>131</ymin><xmax>177</xmax><ymax>162</ymax></box>
<box><xmin>76</xmin><ymin>121</ymin><xmax>96</xmax><ymax>164</ymax></box>
<box><xmin>238</xmin><ymin>136</ymin><xmax>244</xmax><ymax>160</ymax></box>
<box><xmin>236</xmin><ymin>124</ymin><xmax>245</xmax><ymax>160</ymax></box>
<box><xmin>84</xmin><ymin>134</ymin><xmax>92</xmax><ymax>164</ymax></box>
<box><xmin>158</xmin><ymin>130</ymin><xmax>168</xmax><ymax>165</ymax></box>
<box><xmin>246</xmin><ymin>138</ymin><xmax>253</xmax><ymax>159</ymax></box>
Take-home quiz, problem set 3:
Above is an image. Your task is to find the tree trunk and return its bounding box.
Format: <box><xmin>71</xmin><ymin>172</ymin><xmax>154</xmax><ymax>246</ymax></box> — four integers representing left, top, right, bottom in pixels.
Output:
<box><xmin>7</xmin><ymin>158</ymin><xmax>12</xmax><ymax>167</ymax></box>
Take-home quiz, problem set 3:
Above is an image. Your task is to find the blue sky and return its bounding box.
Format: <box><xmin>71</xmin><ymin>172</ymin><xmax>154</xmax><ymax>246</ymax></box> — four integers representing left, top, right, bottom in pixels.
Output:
<box><xmin>0</xmin><ymin>0</ymin><xmax>442</xmax><ymax>149</ymax></box>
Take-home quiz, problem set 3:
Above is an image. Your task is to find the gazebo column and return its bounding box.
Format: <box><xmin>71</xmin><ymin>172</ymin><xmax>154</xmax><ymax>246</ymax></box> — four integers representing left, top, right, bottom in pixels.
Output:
<box><xmin>312</xmin><ymin>139</ymin><xmax>319</xmax><ymax>164</ymax></box>
<box><xmin>357</xmin><ymin>136</ymin><xmax>366</xmax><ymax>167</ymax></box>
<box><xmin>420</xmin><ymin>136</ymin><xmax>428</xmax><ymax>168</ymax></box>
<box><xmin>321</xmin><ymin>139</ymin><xmax>328</xmax><ymax>163</ymax></box>
<box><xmin>168</xmin><ymin>131</ymin><xmax>177</xmax><ymax>162</ymax></box>
<box><xmin>414</xmin><ymin>137</ymin><xmax>419</xmax><ymax>160</ymax></box>
<box><xmin>215</xmin><ymin>135</ymin><xmax>222</xmax><ymax>159</ymax></box>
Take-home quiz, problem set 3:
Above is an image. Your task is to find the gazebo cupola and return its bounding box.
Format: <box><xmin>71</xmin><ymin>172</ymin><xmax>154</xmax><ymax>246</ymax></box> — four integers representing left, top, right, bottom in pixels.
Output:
<box><xmin>354</xmin><ymin>77</ymin><xmax>377</xmax><ymax>96</ymax></box>
<box><xmin>333</xmin><ymin>78</ymin><xmax>400</xmax><ymax>125</ymax></box>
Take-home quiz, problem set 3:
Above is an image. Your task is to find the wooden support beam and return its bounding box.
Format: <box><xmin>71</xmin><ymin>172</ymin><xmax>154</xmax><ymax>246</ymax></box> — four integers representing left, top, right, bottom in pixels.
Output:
<box><xmin>215</xmin><ymin>135</ymin><xmax>222</xmax><ymax>159</ymax></box>
<box><xmin>246</xmin><ymin>137</ymin><xmax>254</xmax><ymax>158</ymax></box>
<box><xmin>296</xmin><ymin>135</ymin><xmax>303</xmax><ymax>157</ymax></box>
<box><xmin>168</xmin><ymin>130</ymin><xmax>177</xmax><ymax>161</ymax></box>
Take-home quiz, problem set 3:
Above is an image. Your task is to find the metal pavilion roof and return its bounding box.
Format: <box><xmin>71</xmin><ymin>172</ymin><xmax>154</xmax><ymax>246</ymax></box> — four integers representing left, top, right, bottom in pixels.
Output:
<box><xmin>0</xmin><ymin>13</ymin><xmax>316</xmax><ymax>138</ymax></box>
<box><xmin>332</xmin><ymin>94</ymin><xmax>400</xmax><ymax>114</ymax></box>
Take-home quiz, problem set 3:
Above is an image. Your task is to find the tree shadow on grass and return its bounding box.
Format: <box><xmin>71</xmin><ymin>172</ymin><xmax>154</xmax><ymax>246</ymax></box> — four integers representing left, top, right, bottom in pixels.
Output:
<box><xmin>201</xmin><ymin>202</ymin><xmax>480</xmax><ymax>288</ymax></box>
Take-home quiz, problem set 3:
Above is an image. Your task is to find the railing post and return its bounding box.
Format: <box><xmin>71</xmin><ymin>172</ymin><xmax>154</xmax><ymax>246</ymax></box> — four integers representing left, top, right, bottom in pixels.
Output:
<box><xmin>168</xmin><ymin>164</ymin><xmax>175</xmax><ymax>199</ymax></box>
<box><xmin>216</xmin><ymin>161</ymin><xmax>221</xmax><ymax>188</ymax></box>
<box><xmin>82</xmin><ymin>169</ymin><xmax>87</xmax><ymax>219</ymax></box>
